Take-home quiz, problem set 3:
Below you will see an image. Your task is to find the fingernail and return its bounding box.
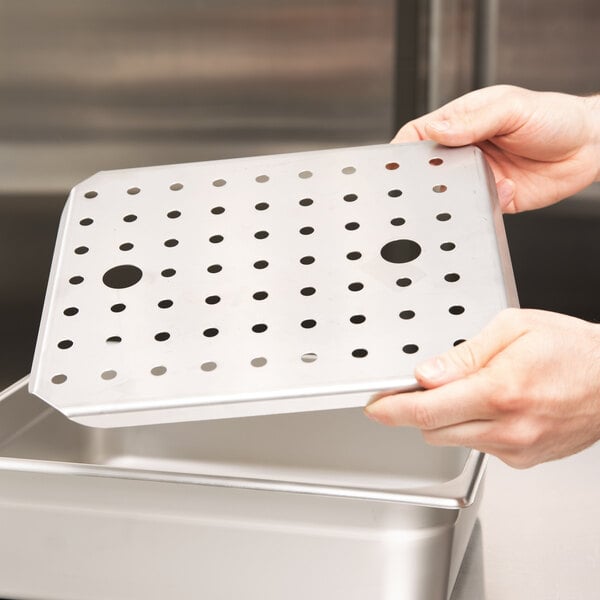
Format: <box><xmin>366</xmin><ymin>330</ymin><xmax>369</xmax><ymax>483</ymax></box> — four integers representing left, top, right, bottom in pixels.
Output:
<box><xmin>416</xmin><ymin>357</ymin><xmax>446</xmax><ymax>381</ymax></box>
<box><xmin>364</xmin><ymin>408</ymin><xmax>382</xmax><ymax>423</ymax></box>
<box><xmin>427</xmin><ymin>119</ymin><xmax>451</xmax><ymax>132</ymax></box>
<box><xmin>497</xmin><ymin>178</ymin><xmax>515</xmax><ymax>206</ymax></box>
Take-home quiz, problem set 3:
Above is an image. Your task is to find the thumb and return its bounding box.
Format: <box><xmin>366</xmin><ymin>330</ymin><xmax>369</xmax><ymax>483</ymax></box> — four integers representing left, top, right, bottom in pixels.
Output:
<box><xmin>422</xmin><ymin>86</ymin><xmax>529</xmax><ymax>147</ymax></box>
<box><xmin>415</xmin><ymin>308</ymin><xmax>525</xmax><ymax>388</ymax></box>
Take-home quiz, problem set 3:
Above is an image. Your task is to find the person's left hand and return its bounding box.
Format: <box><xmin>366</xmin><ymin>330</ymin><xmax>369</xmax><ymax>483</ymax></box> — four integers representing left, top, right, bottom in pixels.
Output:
<box><xmin>364</xmin><ymin>308</ymin><xmax>600</xmax><ymax>468</ymax></box>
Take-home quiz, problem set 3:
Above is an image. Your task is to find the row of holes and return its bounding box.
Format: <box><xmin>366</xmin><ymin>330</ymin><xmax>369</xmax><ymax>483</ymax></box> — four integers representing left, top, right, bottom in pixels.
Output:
<box><xmin>81</xmin><ymin>158</ymin><xmax>446</xmax><ymax>199</ymax></box>
<box><xmin>55</xmin><ymin>304</ymin><xmax>466</xmax><ymax>350</ymax></box>
<box><xmin>69</xmin><ymin>241</ymin><xmax>457</xmax><ymax>268</ymax></box>
<box><xmin>78</xmin><ymin>211</ymin><xmax>452</xmax><ymax>231</ymax></box>
<box><xmin>51</xmin><ymin>338</ymin><xmax>470</xmax><ymax>385</ymax></box>
<box><xmin>62</xmin><ymin>275</ymin><xmax>462</xmax><ymax>320</ymax></box>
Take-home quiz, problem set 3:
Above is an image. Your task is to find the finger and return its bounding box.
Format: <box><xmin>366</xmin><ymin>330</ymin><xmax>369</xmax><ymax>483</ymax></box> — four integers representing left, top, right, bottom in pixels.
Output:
<box><xmin>421</xmin><ymin>420</ymin><xmax>497</xmax><ymax>448</ymax></box>
<box><xmin>364</xmin><ymin>375</ymin><xmax>494</xmax><ymax>430</ymax></box>
<box><xmin>414</xmin><ymin>308</ymin><xmax>526</xmax><ymax>389</ymax></box>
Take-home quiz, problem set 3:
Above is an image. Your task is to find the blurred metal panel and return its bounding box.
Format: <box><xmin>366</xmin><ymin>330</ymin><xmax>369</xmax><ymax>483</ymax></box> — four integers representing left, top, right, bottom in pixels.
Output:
<box><xmin>490</xmin><ymin>0</ymin><xmax>600</xmax><ymax>94</ymax></box>
<box><xmin>0</xmin><ymin>0</ymin><xmax>396</xmax><ymax>194</ymax></box>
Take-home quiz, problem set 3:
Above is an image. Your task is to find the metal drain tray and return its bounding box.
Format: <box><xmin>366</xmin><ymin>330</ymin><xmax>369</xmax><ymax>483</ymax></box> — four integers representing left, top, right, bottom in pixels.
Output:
<box><xmin>30</xmin><ymin>141</ymin><xmax>517</xmax><ymax>427</ymax></box>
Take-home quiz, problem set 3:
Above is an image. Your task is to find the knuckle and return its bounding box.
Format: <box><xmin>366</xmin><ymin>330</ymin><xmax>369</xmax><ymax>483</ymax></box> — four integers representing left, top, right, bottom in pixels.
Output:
<box><xmin>412</xmin><ymin>402</ymin><xmax>437</xmax><ymax>430</ymax></box>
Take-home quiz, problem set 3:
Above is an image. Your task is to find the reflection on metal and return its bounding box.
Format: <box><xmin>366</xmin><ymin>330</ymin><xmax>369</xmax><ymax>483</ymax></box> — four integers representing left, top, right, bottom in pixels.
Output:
<box><xmin>0</xmin><ymin>0</ymin><xmax>396</xmax><ymax>194</ymax></box>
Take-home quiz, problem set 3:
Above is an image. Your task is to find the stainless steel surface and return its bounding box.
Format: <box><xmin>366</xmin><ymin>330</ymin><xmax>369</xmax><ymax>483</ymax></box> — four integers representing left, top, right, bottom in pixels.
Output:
<box><xmin>30</xmin><ymin>141</ymin><xmax>517</xmax><ymax>427</ymax></box>
<box><xmin>0</xmin><ymin>0</ymin><xmax>396</xmax><ymax>195</ymax></box>
<box><xmin>0</xmin><ymin>377</ymin><xmax>482</xmax><ymax>600</ymax></box>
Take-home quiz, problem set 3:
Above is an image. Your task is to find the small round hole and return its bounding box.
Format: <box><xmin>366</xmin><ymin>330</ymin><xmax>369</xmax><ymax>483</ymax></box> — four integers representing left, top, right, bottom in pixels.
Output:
<box><xmin>396</xmin><ymin>277</ymin><xmax>412</xmax><ymax>287</ymax></box>
<box><xmin>449</xmin><ymin>305</ymin><xmax>465</xmax><ymax>315</ymax></box>
<box><xmin>119</xmin><ymin>242</ymin><xmax>134</xmax><ymax>251</ymax></box>
<box><xmin>158</xmin><ymin>299</ymin><xmax>173</xmax><ymax>309</ymax></box>
<box><xmin>403</xmin><ymin>344</ymin><xmax>419</xmax><ymax>354</ymax></box>
<box><xmin>440</xmin><ymin>242</ymin><xmax>456</xmax><ymax>251</ymax></box>
<box><xmin>79</xmin><ymin>218</ymin><xmax>93</xmax><ymax>226</ymax></box>
<box><xmin>123</xmin><ymin>214</ymin><xmax>137</xmax><ymax>223</ymax></box>
<box><xmin>436</xmin><ymin>213</ymin><xmax>451</xmax><ymax>222</ymax></box>
<box><xmin>298</xmin><ymin>171</ymin><xmax>313</xmax><ymax>179</ymax></box>
<box><xmin>399</xmin><ymin>310</ymin><xmax>415</xmax><ymax>320</ymax></box>
<box><xmin>299</xmin><ymin>198</ymin><xmax>313</xmax><ymax>207</ymax></box>
<box><xmin>299</xmin><ymin>226</ymin><xmax>314</xmax><ymax>235</ymax></box>
<box><xmin>348</xmin><ymin>282</ymin><xmax>364</xmax><ymax>292</ymax></box>
<box><xmin>444</xmin><ymin>273</ymin><xmax>460</xmax><ymax>282</ymax></box>
<box><xmin>350</xmin><ymin>314</ymin><xmax>366</xmax><ymax>324</ymax></box>
<box><xmin>63</xmin><ymin>307</ymin><xmax>79</xmax><ymax>316</ymax></box>
<box><xmin>454</xmin><ymin>339</ymin><xmax>466</xmax><ymax>346</ymax></box>
<box><xmin>255</xmin><ymin>202</ymin><xmax>269</xmax><ymax>211</ymax></box>
<box><xmin>345</xmin><ymin>222</ymin><xmax>359</xmax><ymax>231</ymax></box>
<box><xmin>300</xmin><ymin>255</ymin><xmax>315</xmax><ymax>265</ymax></box>
<box><xmin>212</xmin><ymin>179</ymin><xmax>226</xmax><ymax>187</ymax></box>
<box><xmin>211</xmin><ymin>206</ymin><xmax>225</xmax><ymax>215</ymax></box>
<box><xmin>161</xmin><ymin>268</ymin><xmax>176</xmax><ymax>278</ymax></box>
<box><xmin>167</xmin><ymin>210</ymin><xmax>181</xmax><ymax>219</ymax></box>
<box><xmin>164</xmin><ymin>238</ymin><xmax>179</xmax><ymax>248</ymax></box>
<box><xmin>251</xmin><ymin>357</ymin><xmax>267</xmax><ymax>367</ymax></box>
<box><xmin>203</xmin><ymin>328</ymin><xmax>219</xmax><ymax>337</ymax></box>
<box><xmin>346</xmin><ymin>251</ymin><xmax>362</xmax><ymax>261</ymax></box>
<box><xmin>429</xmin><ymin>158</ymin><xmax>443</xmax><ymax>166</ymax></box>
<box><xmin>391</xmin><ymin>217</ymin><xmax>406</xmax><ymax>226</ymax></box>
<box><xmin>300</xmin><ymin>287</ymin><xmax>316</xmax><ymax>296</ymax></box>
<box><xmin>209</xmin><ymin>235</ymin><xmax>224</xmax><ymax>244</ymax></box>
<box><xmin>154</xmin><ymin>331</ymin><xmax>170</xmax><ymax>342</ymax></box>
<box><xmin>301</xmin><ymin>352</ymin><xmax>318</xmax><ymax>363</ymax></box>
<box><xmin>433</xmin><ymin>184</ymin><xmax>447</xmax><ymax>193</ymax></box>
<box><xmin>106</xmin><ymin>336</ymin><xmax>122</xmax><ymax>344</ymax></box>
<box><xmin>255</xmin><ymin>175</ymin><xmax>270</xmax><ymax>183</ymax></box>
<box><xmin>252</xmin><ymin>323</ymin><xmax>268</xmax><ymax>333</ymax></box>
<box><xmin>385</xmin><ymin>162</ymin><xmax>399</xmax><ymax>170</ymax></box>
<box><xmin>352</xmin><ymin>348</ymin><xmax>368</xmax><ymax>358</ymax></box>
<box><xmin>101</xmin><ymin>370</ymin><xmax>117</xmax><ymax>380</ymax></box>
<box><xmin>127</xmin><ymin>187</ymin><xmax>140</xmax><ymax>195</ymax></box>
<box><xmin>253</xmin><ymin>260</ymin><xmax>269</xmax><ymax>270</ymax></box>
<box><xmin>51</xmin><ymin>374</ymin><xmax>67</xmax><ymax>384</ymax></box>
<box><xmin>343</xmin><ymin>193</ymin><xmax>357</xmax><ymax>202</ymax></box>
<box><xmin>201</xmin><ymin>361</ymin><xmax>217</xmax><ymax>372</ymax></box>
<box><xmin>208</xmin><ymin>264</ymin><xmax>222</xmax><ymax>274</ymax></box>
<box><xmin>254</xmin><ymin>230</ymin><xmax>269</xmax><ymax>240</ymax></box>
<box><xmin>170</xmin><ymin>183</ymin><xmax>183</xmax><ymax>191</ymax></box>
<box><xmin>301</xmin><ymin>319</ymin><xmax>316</xmax><ymax>329</ymax></box>
<box><xmin>111</xmin><ymin>303</ymin><xmax>126</xmax><ymax>313</ymax></box>
<box><xmin>388</xmin><ymin>189</ymin><xmax>402</xmax><ymax>198</ymax></box>
<box><xmin>57</xmin><ymin>339</ymin><xmax>73</xmax><ymax>350</ymax></box>
<box><xmin>84</xmin><ymin>191</ymin><xmax>97</xmax><ymax>199</ymax></box>
<box><xmin>342</xmin><ymin>166</ymin><xmax>356</xmax><ymax>175</ymax></box>
<box><xmin>253</xmin><ymin>291</ymin><xmax>268</xmax><ymax>301</ymax></box>
<box><xmin>74</xmin><ymin>246</ymin><xmax>89</xmax><ymax>255</ymax></box>
<box><xmin>151</xmin><ymin>366</ymin><xmax>167</xmax><ymax>376</ymax></box>
<box><xmin>205</xmin><ymin>295</ymin><xmax>221</xmax><ymax>305</ymax></box>
<box><xmin>69</xmin><ymin>275</ymin><xmax>84</xmax><ymax>285</ymax></box>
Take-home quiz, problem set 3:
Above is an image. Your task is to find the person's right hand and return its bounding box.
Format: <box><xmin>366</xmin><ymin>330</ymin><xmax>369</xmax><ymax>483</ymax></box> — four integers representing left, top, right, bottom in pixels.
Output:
<box><xmin>393</xmin><ymin>85</ymin><xmax>600</xmax><ymax>213</ymax></box>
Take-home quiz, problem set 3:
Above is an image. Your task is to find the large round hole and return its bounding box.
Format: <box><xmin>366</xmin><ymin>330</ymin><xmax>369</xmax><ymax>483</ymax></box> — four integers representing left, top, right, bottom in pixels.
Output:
<box><xmin>381</xmin><ymin>239</ymin><xmax>421</xmax><ymax>264</ymax></box>
<box><xmin>102</xmin><ymin>265</ymin><xmax>143</xmax><ymax>289</ymax></box>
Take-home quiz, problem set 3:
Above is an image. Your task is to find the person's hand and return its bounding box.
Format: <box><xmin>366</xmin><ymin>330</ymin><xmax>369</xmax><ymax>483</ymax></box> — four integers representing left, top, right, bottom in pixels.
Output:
<box><xmin>393</xmin><ymin>85</ymin><xmax>600</xmax><ymax>214</ymax></box>
<box><xmin>364</xmin><ymin>309</ymin><xmax>600</xmax><ymax>468</ymax></box>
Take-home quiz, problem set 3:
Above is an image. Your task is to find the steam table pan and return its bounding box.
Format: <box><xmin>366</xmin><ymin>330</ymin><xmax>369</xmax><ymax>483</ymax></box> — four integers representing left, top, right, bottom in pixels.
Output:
<box><xmin>30</xmin><ymin>141</ymin><xmax>517</xmax><ymax>427</ymax></box>
<box><xmin>0</xmin><ymin>141</ymin><xmax>516</xmax><ymax>599</ymax></box>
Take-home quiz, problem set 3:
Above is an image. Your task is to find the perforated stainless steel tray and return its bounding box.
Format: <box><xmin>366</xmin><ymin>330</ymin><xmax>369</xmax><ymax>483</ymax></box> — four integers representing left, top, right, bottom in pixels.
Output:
<box><xmin>30</xmin><ymin>141</ymin><xmax>518</xmax><ymax>427</ymax></box>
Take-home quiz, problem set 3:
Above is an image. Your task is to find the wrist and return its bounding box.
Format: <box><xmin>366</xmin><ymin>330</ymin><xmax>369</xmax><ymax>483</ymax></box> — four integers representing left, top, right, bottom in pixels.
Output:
<box><xmin>583</xmin><ymin>94</ymin><xmax>600</xmax><ymax>181</ymax></box>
